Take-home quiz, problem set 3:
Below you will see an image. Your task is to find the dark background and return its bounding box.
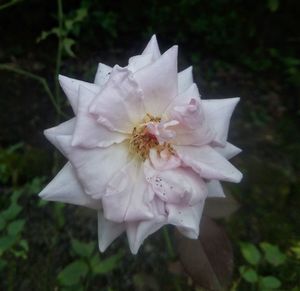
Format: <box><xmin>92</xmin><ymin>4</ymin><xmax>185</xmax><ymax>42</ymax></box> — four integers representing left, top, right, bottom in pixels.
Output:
<box><xmin>0</xmin><ymin>0</ymin><xmax>299</xmax><ymax>290</ymax></box>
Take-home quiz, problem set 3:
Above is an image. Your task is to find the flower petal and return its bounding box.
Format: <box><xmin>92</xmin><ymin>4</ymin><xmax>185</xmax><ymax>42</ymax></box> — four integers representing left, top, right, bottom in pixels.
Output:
<box><xmin>142</xmin><ymin>34</ymin><xmax>161</xmax><ymax>61</ymax></box>
<box><xmin>89</xmin><ymin>66</ymin><xmax>145</xmax><ymax>133</ymax></box>
<box><xmin>102</xmin><ymin>160</ymin><xmax>153</xmax><ymax>223</ymax></box>
<box><xmin>72</xmin><ymin>85</ymin><xmax>127</xmax><ymax>148</ymax></box>
<box><xmin>168</xmin><ymin>97</ymin><xmax>215</xmax><ymax>146</ymax></box>
<box><xmin>128</xmin><ymin>54</ymin><xmax>153</xmax><ymax>72</ymax></box>
<box><xmin>149</xmin><ymin>149</ymin><xmax>181</xmax><ymax>171</ymax></box>
<box><xmin>178</xmin><ymin>66</ymin><xmax>193</xmax><ymax>94</ymax></box>
<box><xmin>175</xmin><ymin>145</ymin><xmax>243</xmax><ymax>183</ymax></box>
<box><xmin>214</xmin><ymin>142</ymin><xmax>242</xmax><ymax>159</ymax></box>
<box><xmin>98</xmin><ymin>211</ymin><xmax>125</xmax><ymax>252</ymax></box>
<box><xmin>39</xmin><ymin>162</ymin><xmax>101</xmax><ymax>209</ymax></box>
<box><xmin>94</xmin><ymin>63</ymin><xmax>112</xmax><ymax>87</ymax></box>
<box><xmin>144</xmin><ymin>159</ymin><xmax>207</xmax><ymax>206</ymax></box>
<box><xmin>134</xmin><ymin>46</ymin><xmax>178</xmax><ymax>116</ymax></box>
<box><xmin>166</xmin><ymin>202</ymin><xmax>205</xmax><ymax>239</ymax></box>
<box><xmin>126</xmin><ymin>197</ymin><xmax>166</xmax><ymax>254</ymax></box>
<box><xmin>44</xmin><ymin>118</ymin><xmax>75</xmax><ymax>153</ymax></box>
<box><xmin>202</xmin><ymin>98</ymin><xmax>240</xmax><ymax>146</ymax></box>
<box><xmin>55</xmin><ymin>135</ymin><xmax>130</xmax><ymax>199</ymax></box>
<box><xmin>59</xmin><ymin>75</ymin><xmax>100</xmax><ymax>114</ymax></box>
<box><xmin>207</xmin><ymin>180</ymin><xmax>225</xmax><ymax>198</ymax></box>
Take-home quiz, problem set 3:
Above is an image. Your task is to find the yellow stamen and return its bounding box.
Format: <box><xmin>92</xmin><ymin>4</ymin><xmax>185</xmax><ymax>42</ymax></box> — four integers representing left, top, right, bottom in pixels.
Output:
<box><xmin>129</xmin><ymin>114</ymin><xmax>175</xmax><ymax>160</ymax></box>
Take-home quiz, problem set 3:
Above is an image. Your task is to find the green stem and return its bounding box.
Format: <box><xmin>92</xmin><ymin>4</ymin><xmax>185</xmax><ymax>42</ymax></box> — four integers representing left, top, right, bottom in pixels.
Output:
<box><xmin>163</xmin><ymin>227</ymin><xmax>183</xmax><ymax>291</ymax></box>
<box><xmin>163</xmin><ymin>227</ymin><xmax>175</xmax><ymax>259</ymax></box>
<box><xmin>0</xmin><ymin>64</ymin><xmax>66</xmax><ymax>117</ymax></box>
<box><xmin>54</xmin><ymin>0</ymin><xmax>63</xmax><ymax>105</ymax></box>
<box><xmin>51</xmin><ymin>0</ymin><xmax>64</xmax><ymax>173</ymax></box>
<box><xmin>0</xmin><ymin>0</ymin><xmax>22</xmax><ymax>11</ymax></box>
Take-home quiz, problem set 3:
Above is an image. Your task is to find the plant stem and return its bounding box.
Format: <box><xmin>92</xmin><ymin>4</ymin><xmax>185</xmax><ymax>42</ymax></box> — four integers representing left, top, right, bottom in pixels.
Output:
<box><xmin>52</xmin><ymin>0</ymin><xmax>64</xmax><ymax>173</ymax></box>
<box><xmin>54</xmin><ymin>0</ymin><xmax>63</xmax><ymax>105</ymax></box>
<box><xmin>0</xmin><ymin>0</ymin><xmax>23</xmax><ymax>11</ymax></box>
<box><xmin>163</xmin><ymin>227</ymin><xmax>183</xmax><ymax>291</ymax></box>
<box><xmin>163</xmin><ymin>227</ymin><xmax>175</xmax><ymax>259</ymax></box>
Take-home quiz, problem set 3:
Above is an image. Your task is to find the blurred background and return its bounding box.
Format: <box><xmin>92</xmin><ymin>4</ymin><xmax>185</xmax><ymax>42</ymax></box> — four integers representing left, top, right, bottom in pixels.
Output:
<box><xmin>0</xmin><ymin>0</ymin><xmax>299</xmax><ymax>290</ymax></box>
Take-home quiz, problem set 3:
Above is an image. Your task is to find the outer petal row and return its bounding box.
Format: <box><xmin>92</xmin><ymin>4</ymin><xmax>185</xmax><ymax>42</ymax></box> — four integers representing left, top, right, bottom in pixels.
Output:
<box><xmin>89</xmin><ymin>66</ymin><xmax>145</xmax><ymax>133</ymax></box>
<box><xmin>39</xmin><ymin>162</ymin><xmax>101</xmax><ymax>209</ymax></box>
<box><xmin>175</xmin><ymin>145</ymin><xmax>243</xmax><ymax>183</ymax></box>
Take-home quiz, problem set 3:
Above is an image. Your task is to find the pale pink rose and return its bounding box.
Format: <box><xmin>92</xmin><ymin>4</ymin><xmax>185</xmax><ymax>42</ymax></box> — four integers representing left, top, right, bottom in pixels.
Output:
<box><xmin>39</xmin><ymin>35</ymin><xmax>242</xmax><ymax>254</ymax></box>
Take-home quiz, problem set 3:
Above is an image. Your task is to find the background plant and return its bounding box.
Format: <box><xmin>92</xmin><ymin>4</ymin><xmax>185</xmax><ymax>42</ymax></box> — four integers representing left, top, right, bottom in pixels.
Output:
<box><xmin>0</xmin><ymin>0</ymin><xmax>299</xmax><ymax>290</ymax></box>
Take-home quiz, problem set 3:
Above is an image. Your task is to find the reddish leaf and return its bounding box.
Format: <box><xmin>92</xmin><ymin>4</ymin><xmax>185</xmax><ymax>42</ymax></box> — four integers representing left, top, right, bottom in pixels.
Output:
<box><xmin>175</xmin><ymin>216</ymin><xmax>233</xmax><ymax>291</ymax></box>
<box><xmin>204</xmin><ymin>193</ymin><xmax>239</xmax><ymax>219</ymax></box>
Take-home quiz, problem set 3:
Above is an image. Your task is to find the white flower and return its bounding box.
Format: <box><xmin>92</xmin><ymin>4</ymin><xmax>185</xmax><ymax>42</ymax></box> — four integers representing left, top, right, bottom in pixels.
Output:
<box><xmin>39</xmin><ymin>35</ymin><xmax>242</xmax><ymax>254</ymax></box>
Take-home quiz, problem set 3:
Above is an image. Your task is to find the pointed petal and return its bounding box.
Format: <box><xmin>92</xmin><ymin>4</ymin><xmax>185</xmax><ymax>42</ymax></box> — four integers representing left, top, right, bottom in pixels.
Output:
<box><xmin>214</xmin><ymin>143</ymin><xmax>242</xmax><ymax>159</ymax></box>
<box><xmin>39</xmin><ymin>162</ymin><xmax>101</xmax><ymax>209</ymax></box>
<box><xmin>44</xmin><ymin>118</ymin><xmax>75</xmax><ymax>153</ymax></box>
<box><xmin>98</xmin><ymin>211</ymin><xmax>125</xmax><ymax>252</ymax></box>
<box><xmin>59</xmin><ymin>75</ymin><xmax>100</xmax><ymax>114</ymax></box>
<box><xmin>142</xmin><ymin>35</ymin><xmax>161</xmax><ymax>61</ymax></box>
<box><xmin>55</xmin><ymin>135</ymin><xmax>129</xmax><ymax>199</ymax></box>
<box><xmin>128</xmin><ymin>54</ymin><xmax>153</xmax><ymax>72</ymax></box>
<box><xmin>202</xmin><ymin>98</ymin><xmax>240</xmax><ymax>146</ymax></box>
<box><xmin>166</xmin><ymin>202</ymin><xmax>205</xmax><ymax>239</ymax></box>
<box><xmin>175</xmin><ymin>145</ymin><xmax>243</xmax><ymax>183</ymax></box>
<box><xmin>207</xmin><ymin>180</ymin><xmax>225</xmax><ymax>198</ymax></box>
<box><xmin>178</xmin><ymin>66</ymin><xmax>193</xmax><ymax>94</ymax></box>
<box><xmin>126</xmin><ymin>197</ymin><xmax>166</xmax><ymax>254</ymax></box>
<box><xmin>102</xmin><ymin>160</ymin><xmax>153</xmax><ymax>223</ymax></box>
<box><xmin>94</xmin><ymin>63</ymin><xmax>112</xmax><ymax>87</ymax></box>
<box><xmin>89</xmin><ymin>66</ymin><xmax>145</xmax><ymax>133</ymax></box>
<box><xmin>134</xmin><ymin>46</ymin><xmax>178</xmax><ymax>116</ymax></box>
<box><xmin>72</xmin><ymin>85</ymin><xmax>127</xmax><ymax>148</ymax></box>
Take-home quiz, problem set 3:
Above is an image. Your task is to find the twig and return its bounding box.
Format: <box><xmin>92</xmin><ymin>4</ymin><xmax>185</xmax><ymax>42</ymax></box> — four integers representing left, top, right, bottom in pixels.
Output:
<box><xmin>0</xmin><ymin>0</ymin><xmax>23</xmax><ymax>11</ymax></box>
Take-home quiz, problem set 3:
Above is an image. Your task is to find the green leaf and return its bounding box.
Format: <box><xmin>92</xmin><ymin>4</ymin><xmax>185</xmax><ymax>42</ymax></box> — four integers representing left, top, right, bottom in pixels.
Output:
<box><xmin>240</xmin><ymin>243</ymin><xmax>261</xmax><ymax>265</ymax></box>
<box><xmin>36</xmin><ymin>28</ymin><xmax>60</xmax><ymax>43</ymax></box>
<box><xmin>260</xmin><ymin>276</ymin><xmax>281</xmax><ymax>289</ymax></box>
<box><xmin>27</xmin><ymin>177</ymin><xmax>46</xmax><ymax>194</ymax></box>
<box><xmin>38</xmin><ymin>199</ymin><xmax>48</xmax><ymax>207</ymax></box>
<box><xmin>63</xmin><ymin>38</ymin><xmax>76</xmax><ymax>57</ymax></box>
<box><xmin>71</xmin><ymin>239</ymin><xmax>94</xmax><ymax>258</ymax></box>
<box><xmin>58</xmin><ymin>260</ymin><xmax>89</xmax><ymax>286</ymax></box>
<box><xmin>290</xmin><ymin>241</ymin><xmax>300</xmax><ymax>259</ymax></box>
<box><xmin>75</xmin><ymin>7</ymin><xmax>88</xmax><ymax>22</ymax></box>
<box><xmin>91</xmin><ymin>251</ymin><xmax>123</xmax><ymax>275</ymax></box>
<box><xmin>19</xmin><ymin>239</ymin><xmax>29</xmax><ymax>252</ymax></box>
<box><xmin>267</xmin><ymin>0</ymin><xmax>279</xmax><ymax>12</ymax></box>
<box><xmin>0</xmin><ymin>235</ymin><xmax>17</xmax><ymax>255</ymax></box>
<box><xmin>239</xmin><ymin>266</ymin><xmax>258</xmax><ymax>283</ymax></box>
<box><xmin>7</xmin><ymin>219</ymin><xmax>25</xmax><ymax>236</ymax></box>
<box><xmin>1</xmin><ymin>202</ymin><xmax>22</xmax><ymax>221</ymax></box>
<box><xmin>10</xmin><ymin>190</ymin><xmax>22</xmax><ymax>203</ymax></box>
<box><xmin>260</xmin><ymin>242</ymin><xmax>286</xmax><ymax>266</ymax></box>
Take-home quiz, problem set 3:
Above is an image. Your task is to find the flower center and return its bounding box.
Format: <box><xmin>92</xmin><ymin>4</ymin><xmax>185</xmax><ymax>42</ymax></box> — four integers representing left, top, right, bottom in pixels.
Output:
<box><xmin>129</xmin><ymin>114</ymin><xmax>175</xmax><ymax>160</ymax></box>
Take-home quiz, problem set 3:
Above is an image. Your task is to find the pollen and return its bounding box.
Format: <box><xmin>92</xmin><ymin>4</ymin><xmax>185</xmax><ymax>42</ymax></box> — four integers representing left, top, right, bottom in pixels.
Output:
<box><xmin>129</xmin><ymin>114</ymin><xmax>175</xmax><ymax>160</ymax></box>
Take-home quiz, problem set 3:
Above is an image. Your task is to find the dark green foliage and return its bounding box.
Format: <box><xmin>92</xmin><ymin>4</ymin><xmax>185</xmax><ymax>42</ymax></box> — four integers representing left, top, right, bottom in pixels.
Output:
<box><xmin>0</xmin><ymin>0</ymin><xmax>299</xmax><ymax>290</ymax></box>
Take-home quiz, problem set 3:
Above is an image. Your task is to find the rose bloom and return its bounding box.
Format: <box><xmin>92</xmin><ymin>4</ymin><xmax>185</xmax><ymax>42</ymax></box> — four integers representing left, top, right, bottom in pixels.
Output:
<box><xmin>39</xmin><ymin>35</ymin><xmax>242</xmax><ymax>254</ymax></box>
